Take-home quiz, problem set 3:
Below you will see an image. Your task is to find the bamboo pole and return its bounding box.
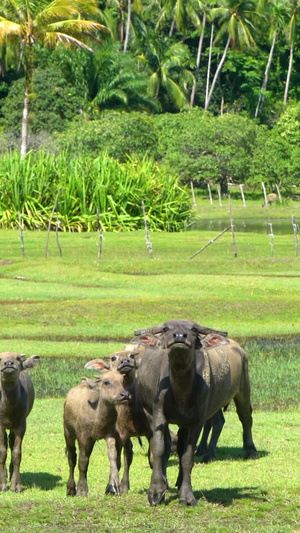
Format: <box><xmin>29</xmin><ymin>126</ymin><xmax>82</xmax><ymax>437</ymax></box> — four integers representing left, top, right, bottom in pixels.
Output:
<box><xmin>18</xmin><ymin>213</ymin><xmax>25</xmax><ymax>257</ymax></box>
<box><xmin>240</xmin><ymin>184</ymin><xmax>246</xmax><ymax>207</ymax></box>
<box><xmin>45</xmin><ymin>188</ymin><xmax>61</xmax><ymax>258</ymax></box>
<box><xmin>142</xmin><ymin>201</ymin><xmax>153</xmax><ymax>257</ymax></box>
<box><xmin>97</xmin><ymin>208</ymin><xmax>103</xmax><ymax>261</ymax></box>
<box><xmin>190</xmin><ymin>181</ymin><xmax>197</xmax><ymax>207</ymax></box>
<box><xmin>217</xmin><ymin>185</ymin><xmax>222</xmax><ymax>206</ymax></box>
<box><xmin>190</xmin><ymin>226</ymin><xmax>230</xmax><ymax>259</ymax></box>
<box><xmin>207</xmin><ymin>183</ymin><xmax>213</xmax><ymax>205</ymax></box>
<box><xmin>229</xmin><ymin>194</ymin><xmax>237</xmax><ymax>257</ymax></box>
<box><xmin>262</xmin><ymin>182</ymin><xmax>268</xmax><ymax>206</ymax></box>
<box><xmin>55</xmin><ymin>214</ymin><xmax>62</xmax><ymax>257</ymax></box>
<box><xmin>276</xmin><ymin>184</ymin><xmax>282</xmax><ymax>204</ymax></box>
<box><xmin>292</xmin><ymin>215</ymin><xmax>298</xmax><ymax>257</ymax></box>
<box><xmin>268</xmin><ymin>215</ymin><xmax>274</xmax><ymax>257</ymax></box>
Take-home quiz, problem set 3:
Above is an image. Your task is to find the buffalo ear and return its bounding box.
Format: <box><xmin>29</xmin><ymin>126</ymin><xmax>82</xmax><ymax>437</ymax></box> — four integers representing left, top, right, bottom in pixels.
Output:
<box><xmin>85</xmin><ymin>359</ymin><xmax>110</xmax><ymax>371</ymax></box>
<box><xmin>22</xmin><ymin>355</ymin><xmax>40</xmax><ymax>370</ymax></box>
<box><xmin>81</xmin><ymin>377</ymin><xmax>99</xmax><ymax>390</ymax></box>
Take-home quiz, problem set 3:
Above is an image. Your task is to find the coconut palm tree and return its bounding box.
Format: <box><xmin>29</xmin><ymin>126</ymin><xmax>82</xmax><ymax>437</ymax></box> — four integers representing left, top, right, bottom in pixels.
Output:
<box><xmin>205</xmin><ymin>0</ymin><xmax>259</xmax><ymax>111</ymax></box>
<box><xmin>254</xmin><ymin>0</ymin><xmax>289</xmax><ymax>118</ymax></box>
<box><xmin>0</xmin><ymin>0</ymin><xmax>108</xmax><ymax>157</ymax></box>
<box><xmin>145</xmin><ymin>36</ymin><xmax>194</xmax><ymax>110</ymax></box>
<box><xmin>283</xmin><ymin>0</ymin><xmax>300</xmax><ymax>105</ymax></box>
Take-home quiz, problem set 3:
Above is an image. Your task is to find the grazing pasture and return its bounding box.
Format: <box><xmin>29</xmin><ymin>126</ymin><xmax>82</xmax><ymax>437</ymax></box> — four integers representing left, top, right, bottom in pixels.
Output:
<box><xmin>0</xmin><ymin>225</ymin><xmax>299</xmax><ymax>531</ymax></box>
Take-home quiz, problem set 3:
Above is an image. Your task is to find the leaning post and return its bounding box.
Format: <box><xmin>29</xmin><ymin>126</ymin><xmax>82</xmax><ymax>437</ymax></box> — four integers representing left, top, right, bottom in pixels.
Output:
<box><xmin>240</xmin><ymin>184</ymin><xmax>246</xmax><ymax>207</ymax></box>
<box><xmin>276</xmin><ymin>184</ymin><xmax>282</xmax><ymax>204</ymax></box>
<box><xmin>229</xmin><ymin>194</ymin><xmax>238</xmax><ymax>258</ymax></box>
<box><xmin>217</xmin><ymin>185</ymin><xmax>223</xmax><ymax>207</ymax></box>
<box><xmin>190</xmin><ymin>181</ymin><xmax>197</xmax><ymax>207</ymax></box>
<box><xmin>207</xmin><ymin>182</ymin><xmax>213</xmax><ymax>205</ymax></box>
<box><xmin>96</xmin><ymin>209</ymin><xmax>103</xmax><ymax>261</ymax></box>
<box><xmin>268</xmin><ymin>215</ymin><xmax>274</xmax><ymax>258</ymax></box>
<box><xmin>262</xmin><ymin>182</ymin><xmax>268</xmax><ymax>206</ymax></box>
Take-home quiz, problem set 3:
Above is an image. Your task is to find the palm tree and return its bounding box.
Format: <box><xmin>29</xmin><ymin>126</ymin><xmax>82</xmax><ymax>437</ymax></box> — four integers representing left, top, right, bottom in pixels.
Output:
<box><xmin>145</xmin><ymin>36</ymin><xmax>194</xmax><ymax>110</ymax></box>
<box><xmin>205</xmin><ymin>0</ymin><xmax>259</xmax><ymax>111</ymax></box>
<box><xmin>105</xmin><ymin>0</ymin><xmax>144</xmax><ymax>52</ymax></box>
<box><xmin>87</xmin><ymin>42</ymin><xmax>159</xmax><ymax>112</ymax></box>
<box><xmin>284</xmin><ymin>0</ymin><xmax>300</xmax><ymax>105</ymax></box>
<box><xmin>254</xmin><ymin>0</ymin><xmax>288</xmax><ymax>118</ymax></box>
<box><xmin>0</xmin><ymin>0</ymin><xmax>107</xmax><ymax>157</ymax></box>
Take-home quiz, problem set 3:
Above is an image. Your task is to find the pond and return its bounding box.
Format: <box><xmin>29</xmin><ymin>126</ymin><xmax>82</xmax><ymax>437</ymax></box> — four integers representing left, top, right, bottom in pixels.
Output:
<box><xmin>190</xmin><ymin>218</ymin><xmax>299</xmax><ymax>234</ymax></box>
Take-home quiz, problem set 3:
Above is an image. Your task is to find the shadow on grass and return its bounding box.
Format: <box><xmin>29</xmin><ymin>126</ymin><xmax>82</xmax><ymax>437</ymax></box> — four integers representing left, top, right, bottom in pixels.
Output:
<box><xmin>22</xmin><ymin>472</ymin><xmax>63</xmax><ymax>491</ymax></box>
<box><xmin>167</xmin><ymin>447</ymin><xmax>269</xmax><ymax>467</ymax></box>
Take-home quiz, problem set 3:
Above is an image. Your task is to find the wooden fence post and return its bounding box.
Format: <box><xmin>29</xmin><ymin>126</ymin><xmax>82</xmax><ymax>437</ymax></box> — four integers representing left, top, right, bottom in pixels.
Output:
<box><xmin>190</xmin><ymin>227</ymin><xmax>230</xmax><ymax>259</ymax></box>
<box><xmin>276</xmin><ymin>184</ymin><xmax>282</xmax><ymax>204</ymax></box>
<box><xmin>268</xmin><ymin>215</ymin><xmax>274</xmax><ymax>257</ymax></box>
<box><xmin>97</xmin><ymin>208</ymin><xmax>103</xmax><ymax>261</ymax></box>
<box><xmin>217</xmin><ymin>185</ymin><xmax>223</xmax><ymax>207</ymax></box>
<box><xmin>229</xmin><ymin>194</ymin><xmax>237</xmax><ymax>257</ymax></box>
<box><xmin>262</xmin><ymin>182</ymin><xmax>268</xmax><ymax>206</ymax></box>
<box><xmin>240</xmin><ymin>184</ymin><xmax>246</xmax><ymax>207</ymax></box>
<box><xmin>142</xmin><ymin>201</ymin><xmax>153</xmax><ymax>257</ymax></box>
<box><xmin>207</xmin><ymin>183</ymin><xmax>213</xmax><ymax>205</ymax></box>
<box><xmin>292</xmin><ymin>215</ymin><xmax>298</xmax><ymax>257</ymax></box>
<box><xmin>190</xmin><ymin>181</ymin><xmax>197</xmax><ymax>207</ymax></box>
<box><xmin>45</xmin><ymin>188</ymin><xmax>61</xmax><ymax>258</ymax></box>
<box><xmin>18</xmin><ymin>213</ymin><xmax>25</xmax><ymax>257</ymax></box>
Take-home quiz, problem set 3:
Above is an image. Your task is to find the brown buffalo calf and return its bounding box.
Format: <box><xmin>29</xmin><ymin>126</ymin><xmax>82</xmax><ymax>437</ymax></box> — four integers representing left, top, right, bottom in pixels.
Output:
<box><xmin>0</xmin><ymin>351</ymin><xmax>40</xmax><ymax>492</ymax></box>
<box><xmin>64</xmin><ymin>370</ymin><xmax>130</xmax><ymax>497</ymax></box>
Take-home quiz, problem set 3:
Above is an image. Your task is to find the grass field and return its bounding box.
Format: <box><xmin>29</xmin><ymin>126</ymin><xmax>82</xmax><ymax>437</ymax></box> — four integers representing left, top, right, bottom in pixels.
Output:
<box><xmin>0</xmin><ymin>207</ymin><xmax>299</xmax><ymax>532</ymax></box>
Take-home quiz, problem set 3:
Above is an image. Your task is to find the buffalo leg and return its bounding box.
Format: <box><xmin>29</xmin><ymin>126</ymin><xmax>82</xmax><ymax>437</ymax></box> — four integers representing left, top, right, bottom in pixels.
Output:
<box><xmin>9</xmin><ymin>426</ymin><xmax>25</xmax><ymax>492</ymax></box>
<box><xmin>234</xmin><ymin>394</ymin><xmax>256</xmax><ymax>458</ymax></box>
<box><xmin>196</xmin><ymin>410</ymin><xmax>225</xmax><ymax>462</ymax></box>
<box><xmin>177</xmin><ymin>426</ymin><xmax>200</xmax><ymax>506</ymax></box>
<box><xmin>105</xmin><ymin>435</ymin><xmax>122</xmax><ymax>496</ymax></box>
<box><xmin>76</xmin><ymin>438</ymin><xmax>95</xmax><ymax>496</ymax></box>
<box><xmin>0</xmin><ymin>430</ymin><xmax>8</xmax><ymax>491</ymax></box>
<box><xmin>64</xmin><ymin>425</ymin><xmax>77</xmax><ymax>496</ymax></box>
<box><xmin>120</xmin><ymin>438</ymin><xmax>133</xmax><ymax>494</ymax></box>
<box><xmin>148</xmin><ymin>410</ymin><xmax>168</xmax><ymax>506</ymax></box>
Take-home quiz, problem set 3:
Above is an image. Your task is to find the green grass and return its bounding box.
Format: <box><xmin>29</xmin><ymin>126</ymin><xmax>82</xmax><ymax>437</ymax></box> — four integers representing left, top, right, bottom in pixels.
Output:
<box><xmin>0</xmin><ymin>229</ymin><xmax>299</xmax><ymax>349</ymax></box>
<box><xmin>0</xmin><ymin>226</ymin><xmax>299</xmax><ymax>531</ymax></box>
<box><xmin>0</xmin><ymin>403</ymin><xmax>299</xmax><ymax>532</ymax></box>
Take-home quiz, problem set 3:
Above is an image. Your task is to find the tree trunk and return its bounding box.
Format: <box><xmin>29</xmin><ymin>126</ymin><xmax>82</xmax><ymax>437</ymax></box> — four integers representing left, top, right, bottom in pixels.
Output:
<box><xmin>254</xmin><ymin>31</ymin><xmax>276</xmax><ymax>119</ymax></box>
<box><xmin>205</xmin><ymin>22</ymin><xmax>214</xmax><ymax>109</ymax></box>
<box><xmin>190</xmin><ymin>13</ymin><xmax>206</xmax><ymax>107</ymax></box>
<box><xmin>284</xmin><ymin>41</ymin><xmax>294</xmax><ymax>105</ymax></box>
<box><xmin>205</xmin><ymin>35</ymin><xmax>231</xmax><ymax>111</ymax></box>
<box><xmin>20</xmin><ymin>48</ymin><xmax>33</xmax><ymax>159</ymax></box>
<box><xmin>123</xmin><ymin>0</ymin><xmax>131</xmax><ymax>52</ymax></box>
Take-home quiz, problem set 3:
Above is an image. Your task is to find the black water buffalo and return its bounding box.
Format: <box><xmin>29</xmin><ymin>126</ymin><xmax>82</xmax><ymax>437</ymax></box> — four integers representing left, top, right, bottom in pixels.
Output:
<box><xmin>0</xmin><ymin>352</ymin><xmax>40</xmax><ymax>492</ymax></box>
<box><xmin>135</xmin><ymin>319</ymin><xmax>256</xmax><ymax>506</ymax></box>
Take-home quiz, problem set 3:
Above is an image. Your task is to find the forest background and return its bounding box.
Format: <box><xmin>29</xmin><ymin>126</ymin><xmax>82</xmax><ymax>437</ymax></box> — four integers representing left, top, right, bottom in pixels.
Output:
<box><xmin>0</xmin><ymin>0</ymin><xmax>300</xmax><ymax>231</ymax></box>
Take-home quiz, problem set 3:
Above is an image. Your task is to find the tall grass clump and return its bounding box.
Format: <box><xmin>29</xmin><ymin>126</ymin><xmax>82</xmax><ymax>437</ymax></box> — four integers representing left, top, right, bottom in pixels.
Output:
<box><xmin>0</xmin><ymin>151</ymin><xmax>191</xmax><ymax>231</ymax></box>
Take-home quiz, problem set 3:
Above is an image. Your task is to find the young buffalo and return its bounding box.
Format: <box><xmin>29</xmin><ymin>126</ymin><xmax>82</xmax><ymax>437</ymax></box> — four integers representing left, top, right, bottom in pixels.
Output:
<box><xmin>64</xmin><ymin>369</ymin><xmax>130</xmax><ymax>496</ymax></box>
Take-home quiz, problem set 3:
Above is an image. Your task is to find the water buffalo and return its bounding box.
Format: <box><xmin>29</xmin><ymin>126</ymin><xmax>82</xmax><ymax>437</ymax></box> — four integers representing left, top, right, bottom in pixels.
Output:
<box><xmin>262</xmin><ymin>192</ymin><xmax>277</xmax><ymax>207</ymax></box>
<box><xmin>85</xmin><ymin>350</ymin><xmax>153</xmax><ymax>494</ymax></box>
<box><xmin>64</xmin><ymin>369</ymin><xmax>130</xmax><ymax>496</ymax></box>
<box><xmin>135</xmin><ymin>319</ymin><xmax>256</xmax><ymax>506</ymax></box>
<box><xmin>0</xmin><ymin>351</ymin><xmax>40</xmax><ymax>492</ymax></box>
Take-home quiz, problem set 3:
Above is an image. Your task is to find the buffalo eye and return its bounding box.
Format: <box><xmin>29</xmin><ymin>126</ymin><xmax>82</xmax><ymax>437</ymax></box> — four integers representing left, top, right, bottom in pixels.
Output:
<box><xmin>162</xmin><ymin>326</ymin><xmax>169</xmax><ymax>333</ymax></box>
<box><xmin>111</xmin><ymin>356</ymin><xmax>117</xmax><ymax>361</ymax></box>
<box><xmin>191</xmin><ymin>327</ymin><xmax>199</xmax><ymax>334</ymax></box>
<box><xmin>103</xmin><ymin>379</ymin><xmax>111</xmax><ymax>386</ymax></box>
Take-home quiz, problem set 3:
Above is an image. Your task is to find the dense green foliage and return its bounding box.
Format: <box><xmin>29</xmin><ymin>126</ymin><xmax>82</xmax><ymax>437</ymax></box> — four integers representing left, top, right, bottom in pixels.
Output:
<box><xmin>0</xmin><ymin>151</ymin><xmax>190</xmax><ymax>231</ymax></box>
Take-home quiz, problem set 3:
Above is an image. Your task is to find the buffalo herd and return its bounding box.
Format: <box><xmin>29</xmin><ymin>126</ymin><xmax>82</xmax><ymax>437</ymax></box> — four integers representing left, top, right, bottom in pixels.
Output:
<box><xmin>0</xmin><ymin>319</ymin><xmax>256</xmax><ymax>505</ymax></box>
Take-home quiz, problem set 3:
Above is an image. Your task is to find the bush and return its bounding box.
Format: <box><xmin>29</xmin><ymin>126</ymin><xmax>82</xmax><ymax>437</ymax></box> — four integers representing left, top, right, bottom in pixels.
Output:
<box><xmin>53</xmin><ymin>111</ymin><xmax>159</xmax><ymax>161</ymax></box>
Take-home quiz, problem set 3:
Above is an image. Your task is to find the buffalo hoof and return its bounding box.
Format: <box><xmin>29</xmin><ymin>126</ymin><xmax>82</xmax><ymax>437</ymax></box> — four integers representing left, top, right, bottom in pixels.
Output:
<box><xmin>67</xmin><ymin>487</ymin><xmax>76</xmax><ymax>497</ymax></box>
<box><xmin>148</xmin><ymin>489</ymin><xmax>166</xmax><ymax>506</ymax></box>
<box><xmin>179</xmin><ymin>497</ymin><xmax>198</xmax><ymax>506</ymax></box>
<box><xmin>202</xmin><ymin>452</ymin><xmax>216</xmax><ymax>464</ymax></box>
<box><xmin>244</xmin><ymin>445</ymin><xmax>257</xmax><ymax>460</ymax></box>
<box><xmin>105</xmin><ymin>483</ymin><xmax>120</xmax><ymax>496</ymax></box>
